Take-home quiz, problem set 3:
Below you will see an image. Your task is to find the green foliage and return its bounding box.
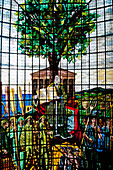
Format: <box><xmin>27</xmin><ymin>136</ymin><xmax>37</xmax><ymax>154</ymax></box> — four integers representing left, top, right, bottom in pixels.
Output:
<box><xmin>15</xmin><ymin>0</ymin><xmax>99</xmax><ymax>62</ymax></box>
<box><xmin>76</xmin><ymin>88</ymin><xmax>112</xmax><ymax>126</ymax></box>
<box><xmin>66</xmin><ymin>108</ymin><xmax>73</xmax><ymax>116</ymax></box>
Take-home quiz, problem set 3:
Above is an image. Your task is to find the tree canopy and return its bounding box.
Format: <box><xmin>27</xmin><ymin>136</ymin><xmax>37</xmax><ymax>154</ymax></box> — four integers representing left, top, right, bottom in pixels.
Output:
<box><xmin>15</xmin><ymin>0</ymin><xmax>99</xmax><ymax>82</ymax></box>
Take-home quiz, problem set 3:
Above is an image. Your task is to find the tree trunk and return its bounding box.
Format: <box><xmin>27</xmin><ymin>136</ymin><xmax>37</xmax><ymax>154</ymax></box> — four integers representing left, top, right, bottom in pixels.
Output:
<box><xmin>49</xmin><ymin>64</ymin><xmax>59</xmax><ymax>84</ymax></box>
<box><xmin>48</xmin><ymin>54</ymin><xmax>60</xmax><ymax>84</ymax></box>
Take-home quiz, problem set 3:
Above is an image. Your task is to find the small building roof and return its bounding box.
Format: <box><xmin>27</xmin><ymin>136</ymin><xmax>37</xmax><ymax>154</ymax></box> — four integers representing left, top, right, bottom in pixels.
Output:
<box><xmin>30</xmin><ymin>67</ymin><xmax>76</xmax><ymax>79</ymax></box>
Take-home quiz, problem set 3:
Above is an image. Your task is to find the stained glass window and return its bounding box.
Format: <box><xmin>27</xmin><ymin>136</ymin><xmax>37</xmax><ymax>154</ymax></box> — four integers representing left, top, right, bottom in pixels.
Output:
<box><xmin>0</xmin><ymin>0</ymin><xmax>113</xmax><ymax>169</ymax></box>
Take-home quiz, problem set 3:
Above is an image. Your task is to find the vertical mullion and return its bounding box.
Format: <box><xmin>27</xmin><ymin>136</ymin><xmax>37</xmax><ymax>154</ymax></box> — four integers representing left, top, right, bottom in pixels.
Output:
<box><xmin>24</xmin><ymin>0</ymin><xmax>27</xmax><ymax>165</ymax></box>
<box><xmin>95</xmin><ymin>0</ymin><xmax>99</xmax><ymax>146</ymax></box>
<box><xmin>66</xmin><ymin>1</ymin><xmax>68</xmax><ymax>101</ymax></box>
<box><xmin>103</xmin><ymin>0</ymin><xmax>107</xmax><ymax>122</ymax></box>
<box><xmin>9</xmin><ymin>1</ymin><xmax>12</xmax><ymax>168</ymax></box>
<box><xmin>88</xmin><ymin>4</ymin><xmax>90</xmax><ymax>100</ymax></box>
<box><xmin>95</xmin><ymin>1</ymin><xmax>98</xmax><ymax>96</ymax></box>
<box><xmin>74</xmin><ymin>0</ymin><xmax>76</xmax><ymax>138</ymax></box>
<box><xmin>24</xmin><ymin>0</ymin><xmax>26</xmax><ymax>117</ymax></box>
<box><xmin>9</xmin><ymin>0</ymin><xmax>12</xmax><ymax>119</ymax></box>
<box><xmin>39</xmin><ymin>1</ymin><xmax>41</xmax><ymax>168</ymax></box>
<box><xmin>0</xmin><ymin>1</ymin><xmax>4</xmax><ymax>169</ymax></box>
<box><xmin>32</xmin><ymin>6</ymin><xmax>33</xmax><ymax>110</ymax></box>
<box><xmin>88</xmin><ymin>3</ymin><xmax>90</xmax><ymax>112</ymax></box>
<box><xmin>16</xmin><ymin>4</ymin><xmax>19</xmax><ymax>118</ymax></box>
<box><xmin>0</xmin><ymin>0</ymin><xmax>4</xmax><ymax>119</ymax></box>
<box><xmin>31</xmin><ymin>0</ymin><xmax>34</xmax><ymax>166</ymax></box>
<box><xmin>81</xmin><ymin>2</ymin><xmax>83</xmax><ymax>120</ymax></box>
<box><xmin>39</xmin><ymin>2</ymin><xmax>40</xmax><ymax>101</ymax></box>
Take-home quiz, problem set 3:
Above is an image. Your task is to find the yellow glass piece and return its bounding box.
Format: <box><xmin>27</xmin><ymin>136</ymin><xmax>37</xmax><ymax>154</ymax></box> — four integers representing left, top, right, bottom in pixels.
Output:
<box><xmin>20</xmin><ymin>4</ymin><xmax>26</xmax><ymax>10</ymax></box>
<box><xmin>82</xmin><ymin>12</ymin><xmax>88</xmax><ymax>16</ymax></box>
<box><xmin>25</xmin><ymin>106</ymin><xmax>32</xmax><ymax>113</ymax></box>
<box><xmin>61</xmin><ymin>20</ymin><xmax>64</xmax><ymax>24</ymax></box>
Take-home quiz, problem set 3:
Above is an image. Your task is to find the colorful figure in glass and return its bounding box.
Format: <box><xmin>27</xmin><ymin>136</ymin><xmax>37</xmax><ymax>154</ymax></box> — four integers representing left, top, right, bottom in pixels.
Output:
<box><xmin>20</xmin><ymin>116</ymin><xmax>33</xmax><ymax>162</ymax></box>
<box><xmin>38</xmin><ymin>115</ymin><xmax>53</xmax><ymax>170</ymax></box>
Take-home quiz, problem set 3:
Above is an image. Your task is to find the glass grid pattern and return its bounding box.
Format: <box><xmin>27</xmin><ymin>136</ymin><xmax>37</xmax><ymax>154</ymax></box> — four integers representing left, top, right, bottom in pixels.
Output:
<box><xmin>0</xmin><ymin>0</ymin><xmax>113</xmax><ymax>169</ymax></box>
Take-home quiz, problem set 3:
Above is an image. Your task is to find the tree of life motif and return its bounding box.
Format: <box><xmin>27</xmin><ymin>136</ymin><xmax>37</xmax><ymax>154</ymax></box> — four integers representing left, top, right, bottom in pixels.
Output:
<box><xmin>15</xmin><ymin>0</ymin><xmax>99</xmax><ymax>83</ymax></box>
